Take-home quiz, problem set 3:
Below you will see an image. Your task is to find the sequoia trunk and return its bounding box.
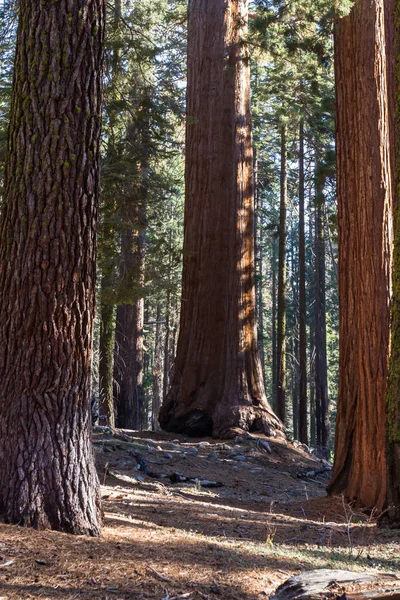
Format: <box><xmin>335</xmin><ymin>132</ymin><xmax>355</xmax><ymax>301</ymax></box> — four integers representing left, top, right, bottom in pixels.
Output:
<box><xmin>0</xmin><ymin>0</ymin><xmax>104</xmax><ymax>534</ymax></box>
<box><xmin>327</xmin><ymin>0</ymin><xmax>393</xmax><ymax>509</ymax></box>
<box><xmin>159</xmin><ymin>0</ymin><xmax>283</xmax><ymax>438</ymax></box>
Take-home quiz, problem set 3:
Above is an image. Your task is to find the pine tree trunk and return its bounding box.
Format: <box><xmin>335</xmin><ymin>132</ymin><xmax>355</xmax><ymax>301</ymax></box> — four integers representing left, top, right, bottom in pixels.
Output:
<box><xmin>327</xmin><ymin>0</ymin><xmax>393</xmax><ymax>509</ymax></box>
<box><xmin>276</xmin><ymin>123</ymin><xmax>287</xmax><ymax>425</ymax></box>
<box><xmin>152</xmin><ymin>304</ymin><xmax>163</xmax><ymax>431</ymax></box>
<box><xmin>298</xmin><ymin>120</ymin><xmax>308</xmax><ymax>444</ymax></box>
<box><xmin>271</xmin><ymin>235</ymin><xmax>278</xmax><ymax>412</ymax></box>
<box><xmin>99</xmin><ymin>300</ymin><xmax>116</xmax><ymax>427</ymax></box>
<box><xmin>159</xmin><ymin>0</ymin><xmax>283</xmax><ymax>439</ymax></box>
<box><xmin>0</xmin><ymin>0</ymin><xmax>104</xmax><ymax>534</ymax></box>
<box><xmin>314</xmin><ymin>170</ymin><xmax>330</xmax><ymax>457</ymax></box>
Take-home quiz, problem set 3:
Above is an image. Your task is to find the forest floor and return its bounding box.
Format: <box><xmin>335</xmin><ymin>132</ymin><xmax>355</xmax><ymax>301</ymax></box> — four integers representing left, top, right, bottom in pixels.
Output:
<box><xmin>0</xmin><ymin>429</ymin><xmax>399</xmax><ymax>600</ymax></box>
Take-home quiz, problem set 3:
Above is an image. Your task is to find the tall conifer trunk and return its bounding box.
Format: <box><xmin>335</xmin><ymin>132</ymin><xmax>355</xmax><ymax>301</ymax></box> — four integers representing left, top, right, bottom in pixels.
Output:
<box><xmin>327</xmin><ymin>0</ymin><xmax>393</xmax><ymax>509</ymax></box>
<box><xmin>276</xmin><ymin>124</ymin><xmax>287</xmax><ymax>425</ymax></box>
<box><xmin>159</xmin><ymin>0</ymin><xmax>282</xmax><ymax>438</ymax></box>
<box><xmin>0</xmin><ymin>0</ymin><xmax>104</xmax><ymax>534</ymax></box>
<box><xmin>114</xmin><ymin>224</ymin><xmax>146</xmax><ymax>430</ymax></box>
<box><xmin>381</xmin><ymin>0</ymin><xmax>400</xmax><ymax>527</ymax></box>
<box><xmin>314</xmin><ymin>167</ymin><xmax>330</xmax><ymax>456</ymax></box>
<box><xmin>99</xmin><ymin>302</ymin><xmax>116</xmax><ymax>427</ymax></box>
<box><xmin>298</xmin><ymin>120</ymin><xmax>308</xmax><ymax>444</ymax></box>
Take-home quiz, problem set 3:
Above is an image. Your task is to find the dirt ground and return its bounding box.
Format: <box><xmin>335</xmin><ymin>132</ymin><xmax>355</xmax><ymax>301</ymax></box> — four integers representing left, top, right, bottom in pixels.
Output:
<box><xmin>0</xmin><ymin>429</ymin><xmax>399</xmax><ymax>600</ymax></box>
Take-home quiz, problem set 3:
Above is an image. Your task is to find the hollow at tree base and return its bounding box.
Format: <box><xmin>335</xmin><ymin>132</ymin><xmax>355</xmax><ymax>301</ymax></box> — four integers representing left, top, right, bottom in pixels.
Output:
<box><xmin>161</xmin><ymin>405</ymin><xmax>285</xmax><ymax>440</ymax></box>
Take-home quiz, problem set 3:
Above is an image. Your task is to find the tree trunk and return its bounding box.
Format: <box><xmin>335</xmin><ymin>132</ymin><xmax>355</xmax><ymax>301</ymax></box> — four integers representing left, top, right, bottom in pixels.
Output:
<box><xmin>254</xmin><ymin>147</ymin><xmax>266</xmax><ymax>375</ymax></box>
<box><xmin>99</xmin><ymin>300</ymin><xmax>116</xmax><ymax>427</ymax></box>
<box><xmin>114</xmin><ymin>226</ymin><xmax>145</xmax><ymax>430</ymax></box>
<box><xmin>271</xmin><ymin>234</ymin><xmax>278</xmax><ymax>412</ymax></box>
<box><xmin>298</xmin><ymin>120</ymin><xmax>308</xmax><ymax>444</ymax></box>
<box><xmin>276</xmin><ymin>123</ymin><xmax>287</xmax><ymax>425</ymax></box>
<box><xmin>0</xmin><ymin>0</ymin><xmax>104</xmax><ymax>534</ymax></box>
<box><xmin>314</xmin><ymin>167</ymin><xmax>330</xmax><ymax>457</ymax></box>
<box><xmin>381</xmin><ymin>0</ymin><xmax>399</xmax><ymax>527</ymax></box>
<box><xmin>327</xmin><ymin>0</ymin><xmax>393</xmax><ymax>509</ymax></box>
<box><xmin>152</xmin><ymin>304</ymin><xmax>163</xmax><ymax>431</ymax></box>
<box><xmin>159</xmin><ymin>0</ymin><xmax>283</xmax><ymax>439</ymax></box>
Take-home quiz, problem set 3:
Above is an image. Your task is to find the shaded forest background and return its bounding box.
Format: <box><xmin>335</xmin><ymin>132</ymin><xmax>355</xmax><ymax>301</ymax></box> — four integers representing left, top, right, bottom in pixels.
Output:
<box><xmin>0</xmin><ymin>0</ymin><xmax>340</xmax><ymax>454</ymax></box>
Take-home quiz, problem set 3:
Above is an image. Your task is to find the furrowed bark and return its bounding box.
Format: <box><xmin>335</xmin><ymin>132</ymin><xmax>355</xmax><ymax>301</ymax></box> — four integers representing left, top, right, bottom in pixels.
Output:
<box><xmin>0</xmin><ymin>0</ymin><xmax>105</xmax><ymax>534</ymax></box>
<box><xmin>327</xmin><ymin>0</ymin><xmax>393</xmax><ymax>509</ymax></box>
<box><xmin>159</xmin><ymin>0</ymin><xmax>283</xmax><ymax>439</ymax></box>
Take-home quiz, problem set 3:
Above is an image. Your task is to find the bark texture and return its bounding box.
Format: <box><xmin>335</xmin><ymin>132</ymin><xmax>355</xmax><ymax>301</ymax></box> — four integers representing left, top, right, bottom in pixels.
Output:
<box><xmin>159</xmin><ymin>0</ymin><xmax>283</xmax><ymax>439</ymax></box>
<box><xmin>327</xmin><ymin>0</ymin><xmax>393</xmax><ymax>509</ymax></box>
<box><xmin>0</xmin><ymin>0</ymin><xmax>104</xmax><ymax>534</ymax></box>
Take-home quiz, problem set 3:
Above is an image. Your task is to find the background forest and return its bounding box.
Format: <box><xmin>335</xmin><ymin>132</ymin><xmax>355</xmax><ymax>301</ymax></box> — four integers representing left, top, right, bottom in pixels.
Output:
<box><xmin>0</xmin><ymin>0</ymin><xmax>339</xmax><ymax>454</ymax></box>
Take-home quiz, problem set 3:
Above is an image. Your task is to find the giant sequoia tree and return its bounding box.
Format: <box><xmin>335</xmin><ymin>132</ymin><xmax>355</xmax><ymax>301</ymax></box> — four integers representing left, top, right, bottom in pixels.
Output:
<box><xmin>327</xmin><ymin>0</ymin><xmax>393</xmax><ymax>509</ymax></box>
<box><xmin>159</xmin><ymin>0</ymin><xmax>283</xmax><ymax>438</ymax></box>
<box><xmin>0</xmin><ymin>0</ymin><xmax>104</xmax><ymax>534</ymax></box>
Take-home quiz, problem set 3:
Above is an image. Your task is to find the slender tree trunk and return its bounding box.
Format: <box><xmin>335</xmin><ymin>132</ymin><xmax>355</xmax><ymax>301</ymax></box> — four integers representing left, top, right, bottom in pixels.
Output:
<box><xmin>276</xmin><ymin>123</ymin><xmax>287</xmax><ymax>425</ymax></box>
<box><xmin>159</xmin><ymin>0</ymin><xmax>283</xmax><ymax>438</ymax></box>
<box><xmin>254</xmin><ymin>147</ymin><xmax>266</xmax><ymax>374</ymax></box>
<box><xmin>99</xmin><ymin>301</ymin><xmax>116</xmax><ymax>427</ymax></box>
<box><xmin>381</xmin><ymin>0</ymin><xmax>399</xmax><ymax>527</ymax></box>
<box><xmin>152</xmin><ymin>304</ymin><xmax>163</xmax><ymax>431</ymax></box>
<box><xmin>298</xmin><ymin>120</ymin><xmax>308</xmax><ymax>444</ymax></box>
<box><xmin>314</xmin><ymin>169</ymin><xmax>330</xmax><ymax>456</ymax></box>
<box><xmin>327</xmin><ymin>0</ymin><xmax>393</xmax><ymax>509</ymax></box>
<box><xmin>271</xmin><ymin>235</ymin><xmax>278</xmax><ymax>412</ymax></box>
<box><xmin>0</xmin><ymin>0</ymin><xmax>104</xmax><ymax>534</ymax></box>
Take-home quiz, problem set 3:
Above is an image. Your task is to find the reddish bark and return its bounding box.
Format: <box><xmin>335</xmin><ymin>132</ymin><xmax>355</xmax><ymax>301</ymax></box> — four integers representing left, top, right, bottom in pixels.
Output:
<box><xmin>159</xmin><ymin>0</ymin><xmax>283</xmax><ymax>439</ymax></box>
<box><xmin>327</xmin><ymin>0</ymin><xmax>393</xmax><ymax>509</ymax></box>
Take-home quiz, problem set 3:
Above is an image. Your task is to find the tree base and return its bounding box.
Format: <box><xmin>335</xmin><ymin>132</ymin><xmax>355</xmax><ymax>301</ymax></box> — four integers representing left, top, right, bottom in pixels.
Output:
<box><xmin>160</xmin><ymin>403</ymin><xmax>285</xmax><ymax>440</ymax></box>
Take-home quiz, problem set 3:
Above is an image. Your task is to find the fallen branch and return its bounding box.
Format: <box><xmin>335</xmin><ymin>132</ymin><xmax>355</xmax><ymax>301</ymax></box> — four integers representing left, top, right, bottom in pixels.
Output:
<box><xmin>147</xmin><ymin>566</ymin><xmax>172</xmax><ymax>583</ymax></box>
<box><xmin>297</xmin><ymin>467</ymin><xmax>332</xmax><ymax>479</ymax></box>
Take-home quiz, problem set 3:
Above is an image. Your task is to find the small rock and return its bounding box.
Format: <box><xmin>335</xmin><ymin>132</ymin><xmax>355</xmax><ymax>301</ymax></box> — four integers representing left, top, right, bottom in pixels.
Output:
<box><xmin>258</xmin><ymin>439</ymin><xmax>272</xmax><ymax>453</ymax></box>
<box><xmin>232</xmin><ymin>455</ymin><xmax>247</xmax><ymax>462</ymax></box>
<box><xmin>187</xmin><ymin>447</ymin><xmax>198</xmax><ymax>457</ymax></box>
<box><xmin>156</xmin><ymin>445</ymin><xmax>163</xmax><ymax>451</ymax></box>
<box><xmin>163</xmin><ymin>452</ymin><xmax>173</xmax><ymax>460</ymax></box>
<box><xmin>35</xmin><ymin>559</ymin><xmax>48</xmax><ymax>566</ymax></box>
<box><xmin>198</xmin><ymin>441</ymin><xmax>211</xmax><ymax>448</ymax></box>
<box><xmin>131</xmin><ymin>474</ymin><xmax>145</xmax><ymax>482</ymax></box>
<box><xmin>250</xmin><ymin>467</ymin><xmax>263</xmax><ymax>473</ymax></box>
<box><xmin>207</xmin><ymin>452</ymin><xmax>218</xmax><ymax>460</ymax></box>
